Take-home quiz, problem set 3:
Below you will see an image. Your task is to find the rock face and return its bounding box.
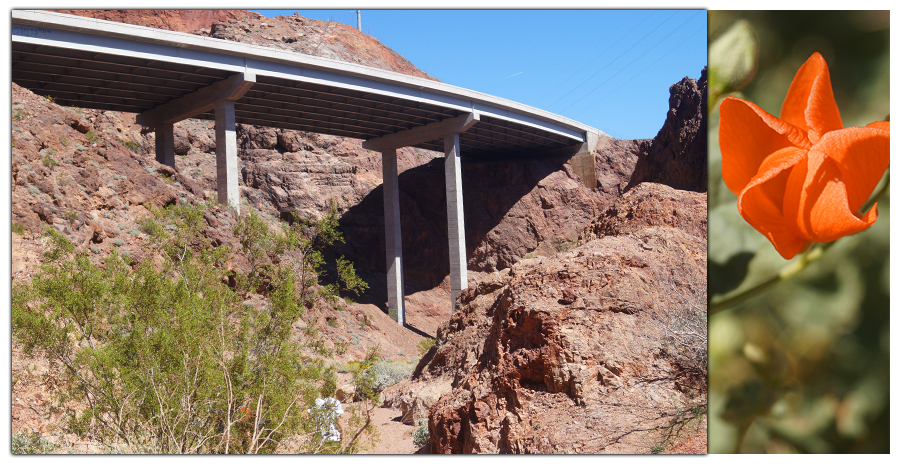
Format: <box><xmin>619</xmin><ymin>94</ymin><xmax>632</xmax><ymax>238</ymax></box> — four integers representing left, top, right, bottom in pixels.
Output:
<box><xmin>627</xmin><ymin>67</ymin><xmax>708</xmax><ymax>192</ymax></box>
<box><xmin>582</xmin><ymin>183</ymin><xmax>708</xmax><ymax>242</ymax></box>
<box><xmin>54</xmin><ymin>9</ymin><xmax>249</xmax><ymax>34</ymax></box>
<box><xmin>402</xmin><ymin>185</ymin><xmax>707</xmax><ymax>454</ymax></box>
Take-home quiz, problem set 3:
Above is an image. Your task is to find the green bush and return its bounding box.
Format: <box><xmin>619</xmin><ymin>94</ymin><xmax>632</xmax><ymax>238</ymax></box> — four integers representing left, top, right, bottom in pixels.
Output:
<box><xmin>12</xmin><ymin>222</ymin><xmax>26</xmax><ymax>235</ymax></box>
<box><xmin>121</xmin><ymin>139</ymin><xmax>141</xmax><ymax>153</ymax></box>
<box><xmin>412</xmin><ymin>418</ymin><xmax>430</xmax><ymax>449</ymax></box>
<box><xmin>12</xmin><ymin>203</ymin><xmax>374</xmax><ymax>454</ymax></box>
<box><xmin>85</xmin><ymin>130</ymin><xmax>100</xmax><ymax>144</ymax></box>
<box><xmin>355</xmin><ymin>359</ymin><xmax>414</xmax><ymax>398</ymax></box>
<box><xmin>11</xmin><ymin>432</ymin><xmax>57</xmax><ymax>454</ymax></box>
<box><xmin>416</xmin><ymin>338</ymin><xmax>436</xmax><ymax>356</ymax></box>
<box><xmin>41</xmin><ymin>149</ymin><xmax>59</xmax><ymax>169</ymax></box>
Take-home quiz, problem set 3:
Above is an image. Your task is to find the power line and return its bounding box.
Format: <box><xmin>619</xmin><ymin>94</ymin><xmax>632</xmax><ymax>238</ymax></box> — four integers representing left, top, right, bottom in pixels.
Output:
<box><xmin>558</xmin><ymin>12</ymin><xmax>700</xmax><ymax>115</ymax></box>
<box><xmin>534</xmin><ymin>10</ymin><xmax>644</xmax><ymax>106</ymax></box>
<box><xmin>583</xmin><ymin>27</ymin><xmax>705</xmax><ymax>117</ymax></box>
<box><xmin>546</xmin><ymin>10</ymin><xmax>678</xmax><ymax>111</ymax></box>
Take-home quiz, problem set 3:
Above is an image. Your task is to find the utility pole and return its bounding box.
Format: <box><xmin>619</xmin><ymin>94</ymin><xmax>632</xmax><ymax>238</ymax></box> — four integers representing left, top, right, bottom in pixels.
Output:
<box><xmin>357</xmin><ymin>10</ymin><xmax>361</xmax><ymax>32</ymax></box>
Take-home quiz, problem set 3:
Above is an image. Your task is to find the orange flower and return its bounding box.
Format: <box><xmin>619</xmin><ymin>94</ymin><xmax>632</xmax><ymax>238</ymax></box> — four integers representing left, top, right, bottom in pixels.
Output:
<box><xmin>719</xmin><ymin>52</ymin><xmax>890</xmax><ymax>259</ymax></box>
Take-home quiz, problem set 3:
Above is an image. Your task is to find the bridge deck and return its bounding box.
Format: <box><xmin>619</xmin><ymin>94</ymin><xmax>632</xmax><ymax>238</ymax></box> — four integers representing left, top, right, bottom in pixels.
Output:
<box><xmin>12</xmin><ymin>10</ymin><xmax>603</xmax><ymax>160</ymax></box>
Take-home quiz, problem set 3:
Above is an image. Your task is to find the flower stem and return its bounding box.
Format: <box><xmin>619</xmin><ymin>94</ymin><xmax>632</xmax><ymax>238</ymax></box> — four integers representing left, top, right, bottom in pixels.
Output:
<box><xmin>709</xmin><ymin>242</ymin><xmax>833</xmax><ymax>315</ymax></box>
<box><xmin>709</xmin><ymin>175</ymin><xmax>889</xmax><ymax>316</ymax></box>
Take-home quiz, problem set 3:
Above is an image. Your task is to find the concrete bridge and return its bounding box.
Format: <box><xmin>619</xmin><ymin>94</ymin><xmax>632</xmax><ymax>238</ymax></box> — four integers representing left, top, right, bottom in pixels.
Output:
<box><xmin>12</xmin><ymin>10</ymin><xmax>604</xmax><ymax>323</ymax></box>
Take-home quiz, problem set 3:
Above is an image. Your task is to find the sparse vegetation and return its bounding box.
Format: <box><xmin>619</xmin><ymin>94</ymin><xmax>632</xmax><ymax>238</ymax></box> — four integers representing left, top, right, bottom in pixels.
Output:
<box><xmin>12</xmin><ymin>203</ymin><xmax>377</xmax><ymax>453</ymax></box>
<box><xmin>13</xmin><ymin>109</ymin><xmax>26</xmax><ymax>121</ymax></box>
<box><xmin>12</xmin><ymin>432</ymin><xmax>58</xmax><ymax>454</ymax></box>
<box><xmin>416</xmin><ymin>338</ymin><xmax>436</xmax><ymax>356</ymax></box>
<box><xmin>642</xmin><ymin>265</ymin><xmax>707</xmax><ymax>380</ymax></box>
<box><xmin>121</xmin><ymin>138</ymin><xmax>141</xmax><ymax>153</ymax></box>
<box><xmin>12</xmin><ymin>222</ymin><xmax>27</xmax><ymax>235</ymax></box>
<box><xmin>355</xmin><ymin>359</ymin><xmax>414</xmax><ymax>397</ymax></box>
<box><xmin>650</xmin><ymin>404</ymin><xmax>706</xmax><ymax>455</ymax></box>
<box><xmin>41</xmin><ymin>149</ymin><xmax>59</xmax><ymax>169</ymax></box>
<box><xmin>412</xmin><ymin>418</ymin><xmax>430</xmax><ymax>449</ymax></box>
<box><xmin>550</xmin><ymin>237</ymin><xmax>581</xmax><ymax>254</ymax></box>
<box><xmin>85</xmin><ymin>130</ymin><xmax>100</xmax><ymax>144</ymax></box>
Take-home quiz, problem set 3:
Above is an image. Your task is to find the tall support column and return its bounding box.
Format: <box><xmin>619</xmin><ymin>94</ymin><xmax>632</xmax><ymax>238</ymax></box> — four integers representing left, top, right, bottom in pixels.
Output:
<box><xmin>382</xmin><ymin>148</ymin><xmax>405</xmax><ymax>325</ymax></box>
<box><xmin>444</xmin><ymin>133</ymin><xmax>467</xmax><ymax>313</ymax></box>
<box><xmin>215</xmin><ymin>99</ymin><xmax>240</xmax><ymax>214</ymax></box>
<box><xmin>155</xmin><ymin>123</ymin><xmax>175</xmax><ymax>168</ymax></box>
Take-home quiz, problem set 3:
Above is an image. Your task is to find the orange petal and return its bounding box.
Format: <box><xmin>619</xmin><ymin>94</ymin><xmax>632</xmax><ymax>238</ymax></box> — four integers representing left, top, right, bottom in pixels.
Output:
<box><xmin>867</xmin><ymin>120</ymin><xmax>890</xmax><ymax>132</ymax></box>
<box><xmin>780</xmin><ymin>53</ymin><xmax>843</xmax><ymax>145</ymax></box>
<box><xmin>789</xmin><ymin>127</ymin><xmax>888</xmax><ymax>243</ymax></box>
<box><xmin>737</xmin><ymin>147</ymin><xmax>809</xmax><ymax>259</ymax></box>
<box><xmin>719</xmin><ymin>97</ymin><xmax>812</xmax><ymax>195</ymax></box>
<box><xmin>814</xmin><ymin>126</ymin><xmax>890</xmax><ymax>213</ymax></box>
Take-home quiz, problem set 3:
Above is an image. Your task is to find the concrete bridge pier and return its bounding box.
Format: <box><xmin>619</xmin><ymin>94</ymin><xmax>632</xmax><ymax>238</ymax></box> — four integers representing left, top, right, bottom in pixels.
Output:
<box><xmin>382</xmin><ymin>148</ymin><xmax>405</xmax><ymax>325</ymax></box>
<box><xmin>155</xmin><ymin>123</ymin><xmax>176</xmax><ymax>168</ymax></box>
<box><xmin>215</xmin><ymin>99</ymin><xmax>240</xmax><ymax>212</ymax></box>
<box><xmin>363</xmin><ymin>112</ymin><xmax>480</xmax><ymax>319</ymax></box>
<box><xmin>136</xmin><ymin>72</ymin><xmax>255</xmax><ymax>215</ymax></box>
<box><xmin>444</xmin><ymin>133</ymin><xmax>467</xmax><ymax>313</ymax></box>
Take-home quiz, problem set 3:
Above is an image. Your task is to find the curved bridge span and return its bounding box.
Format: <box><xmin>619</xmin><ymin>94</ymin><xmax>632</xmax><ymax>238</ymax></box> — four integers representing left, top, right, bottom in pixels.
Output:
<box><xmin>12</xmin><ymin>10</ymin><xmax>603</xmax><ymax>321</ymax></box>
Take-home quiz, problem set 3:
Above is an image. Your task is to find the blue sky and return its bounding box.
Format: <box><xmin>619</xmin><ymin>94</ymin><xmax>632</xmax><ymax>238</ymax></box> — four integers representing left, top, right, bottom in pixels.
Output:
<box><xmin>253</xmin><ymin>9</ymin><xmax>707</xmax><ymax>140</ymax></box>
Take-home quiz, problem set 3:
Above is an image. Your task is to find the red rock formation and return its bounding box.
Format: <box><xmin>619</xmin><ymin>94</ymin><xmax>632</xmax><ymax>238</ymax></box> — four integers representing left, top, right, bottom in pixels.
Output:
<box><xmin>409</xmin><ymin>185</ymin><xmax>707</xmax><ymax>453</ymax></box>
<box><xmin>53</xmin><ymin>10</ymin><xmax>251</xmax><ymax>33</ymax></box>
<box><xmin>627</xmin><ymin>67</ymin><xmax>708</xmax><ymax>192</ymax></box>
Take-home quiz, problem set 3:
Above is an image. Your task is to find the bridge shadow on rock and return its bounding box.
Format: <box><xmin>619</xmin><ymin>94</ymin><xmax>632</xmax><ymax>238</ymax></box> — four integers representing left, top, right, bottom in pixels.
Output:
<box><xmin>331</xmin><ymin>154</ymin><xmax>575</xmax><ymax>299</ymax></box>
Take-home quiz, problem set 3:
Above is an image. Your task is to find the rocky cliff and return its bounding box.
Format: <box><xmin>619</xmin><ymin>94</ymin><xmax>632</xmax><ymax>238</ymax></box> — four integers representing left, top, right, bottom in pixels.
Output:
<box><xmin>385</xmin><ymin>183</ymin><xmax>707</xmax><ymax>453</ymax></box>
<box><xmin>626</xmin><ymin>67</ymin><xmax>708</xmax><ymax>193</ymax></box>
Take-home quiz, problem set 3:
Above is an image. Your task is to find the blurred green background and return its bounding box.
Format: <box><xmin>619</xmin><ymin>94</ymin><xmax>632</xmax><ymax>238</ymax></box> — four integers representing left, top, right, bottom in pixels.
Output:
<box><xmin>707</xmin><ymin>11</ymin><xmax>890</xmax><ymax>453</ymax></box>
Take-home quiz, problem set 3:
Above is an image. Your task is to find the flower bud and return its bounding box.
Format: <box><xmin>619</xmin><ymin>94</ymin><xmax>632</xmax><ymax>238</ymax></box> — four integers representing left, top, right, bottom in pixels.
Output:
<box><xmin>710</xmin><ymin>20</ymin><xmax>759</xmax><ymax>96</ymax></box>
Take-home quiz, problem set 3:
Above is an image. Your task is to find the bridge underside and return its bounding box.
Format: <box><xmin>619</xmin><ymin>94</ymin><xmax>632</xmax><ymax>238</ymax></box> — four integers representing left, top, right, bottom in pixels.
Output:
<box><xmin>12</xmin><ymin>10</ymin><xmax>602</xmax><ymax>324</ymax></box>
<box><xmin>12</xmin><ymin>41</ymin><xmax>582</xmax><ymax>160</ymax></box>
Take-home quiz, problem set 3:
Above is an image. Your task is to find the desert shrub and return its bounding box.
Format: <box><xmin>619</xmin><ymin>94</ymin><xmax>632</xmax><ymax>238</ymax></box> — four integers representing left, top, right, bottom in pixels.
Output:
<box><xmin>121</xmin><ymin>139</ymin><xmax>140</xmax><ymax>153</ymax></box>
<box><xmin>11</xmin><ymin>432</ymin><xmax>57</xmax><ymax>454</ymax></box>
<box><xmin>41</xmin><ymin>149</ymin><xmax>59</xmax><ymax>169</ymax></box>
<box><xmin>642</xmin><ymin>265</ymin><xmax>707</xmax><ymax>380</ymax></box>
<box><xmin>232</xmin><ymin>201</ymin><xmax>367</xmax><ymax>305</ymax></box>
<box><xmin>355</xmin><ymin>359</ymin><xmax>414</xmax><ymax>397</ymax></box>
<box><xmin>12</xmin><ymin>222</ymin><xmax>26</xmax><ymax>235</ymax></box>
<box><xmin>12</xmin><ymin>203</ymin><xmax>374</xmax><ymax>454</ymax></box>
<box><xmin>412</xmin><ymin>418</ymin><xmax>430</xmax><ymax>449</ymax></box>
<box><xmin>416</xmin><ymin>338</ymin><xmax>436</xmax><ymax>356</ymax></box>
<box><xmin>85</xmin><ymin>130</ymin><xmax>100</xmax><ymax>144</ymax></box>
